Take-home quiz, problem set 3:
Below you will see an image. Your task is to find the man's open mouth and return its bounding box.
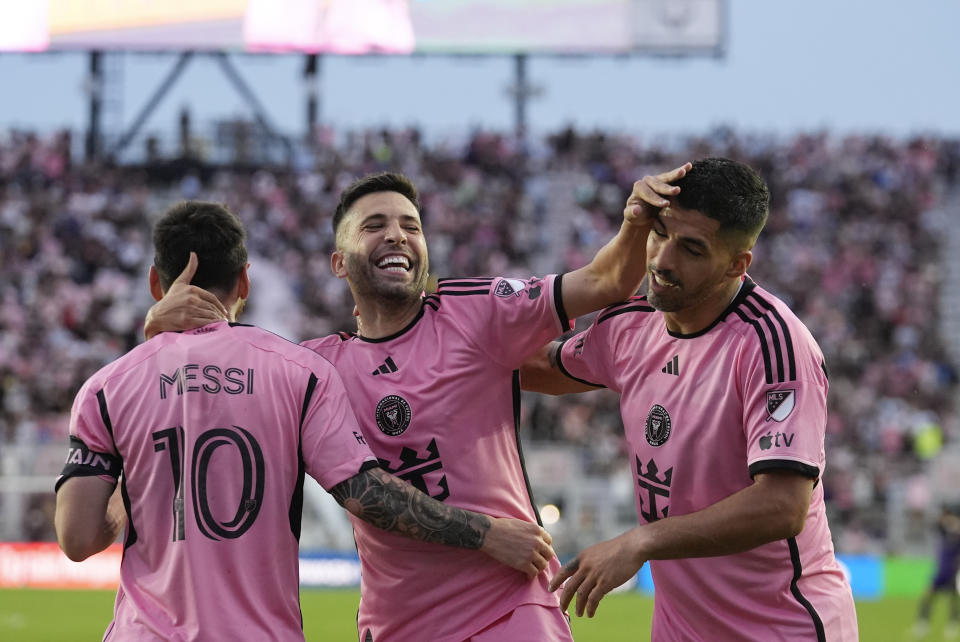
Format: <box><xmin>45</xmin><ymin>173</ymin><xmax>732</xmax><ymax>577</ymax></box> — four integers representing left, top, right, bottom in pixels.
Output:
<box><xmin>376</xmin><ymin>255</ymin><xmax>411</xmax><ymax>273</ymax></box>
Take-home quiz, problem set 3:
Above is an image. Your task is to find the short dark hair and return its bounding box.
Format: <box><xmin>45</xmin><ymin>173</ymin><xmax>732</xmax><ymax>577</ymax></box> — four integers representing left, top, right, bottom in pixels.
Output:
<box><xmin>672</xmin><ymin>158</ymin><xmax>770</xmax><ymax>248</ymax></box>
<box><xmin>153</xmin><ymin>201</ymin><xmax>248</xmax><ymax>293</ymax></box>
<box><xmin>332</xmin><ymin>172</ymin><xmax>421</xmax><ymax>238</ymax></box>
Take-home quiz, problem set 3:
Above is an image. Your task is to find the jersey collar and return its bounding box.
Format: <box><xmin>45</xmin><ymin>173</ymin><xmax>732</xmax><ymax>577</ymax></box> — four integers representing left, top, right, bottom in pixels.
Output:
<box><xmin>665</xmin><ymin>275</ymin><xmax>757</xmax><ymax>339</ymax></box>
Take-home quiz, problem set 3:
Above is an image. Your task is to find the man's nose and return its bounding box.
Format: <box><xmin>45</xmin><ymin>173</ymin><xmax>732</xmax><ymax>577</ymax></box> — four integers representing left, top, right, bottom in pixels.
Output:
<box><xmin>650</xmin><ymin>242</ymin><xmax>679</xmax><ymax>276</ymax></box>
<box><xmin>650</xmin><ymin>244</ymin><xmax>669</xmax><ymax>269</ymax></box>
<box><xmin>384</xmin><ymin>221</ymin><xmax>407</xmax><ymax>244</ymax></box>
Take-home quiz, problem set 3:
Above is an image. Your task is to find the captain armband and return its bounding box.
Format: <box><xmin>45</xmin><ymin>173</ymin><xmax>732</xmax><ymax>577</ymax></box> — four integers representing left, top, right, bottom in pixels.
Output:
<box><xmin>55</xmin><ymin>435</ymin><xmax>122</xmax><ymax>491</ymax></box>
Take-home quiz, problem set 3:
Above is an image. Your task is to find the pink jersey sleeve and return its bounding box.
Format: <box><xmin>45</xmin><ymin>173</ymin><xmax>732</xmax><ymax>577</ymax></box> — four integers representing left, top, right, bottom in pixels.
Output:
<box><xmin>741</xmin><ymin>320</ymin><xmax>827</xmax><ymax>481</ymax></box>
<box><xmin>300</xmin><ymin>358</ymin><xmax>378</xmax><ymax>490</ymax></box>
<box><xmin>555</xmin><ymin>302</ymin><xmax>635</xmax><ymax>391</ymax></box>
<box><xmin>433</xmin><ymin>274</ymin><xmax>570</xmax><ymax>369</ymax></box>
<box><xmin>56</xmin><ymin>376</ymin><xmax>122</xmax><ymax>490</ymax></box>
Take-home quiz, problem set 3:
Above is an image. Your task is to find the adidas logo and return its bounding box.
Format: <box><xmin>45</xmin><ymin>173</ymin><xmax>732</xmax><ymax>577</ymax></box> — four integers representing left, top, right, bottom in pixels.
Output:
<box><xmin>371</xmin><ymin>357</ymin><xmax>399</xmax><ymax>376</ymax></box>
<box><xmin>661</xmin><ymin>355</ymin><xmax>679</xmax><ymax>376</ymax></box>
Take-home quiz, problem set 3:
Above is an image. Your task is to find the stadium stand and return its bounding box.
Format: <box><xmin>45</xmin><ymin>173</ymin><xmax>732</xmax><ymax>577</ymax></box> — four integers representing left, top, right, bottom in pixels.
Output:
<box><xmin>0</xmin><ymin>126</ymin><xmax>957</xmax><ymax>557</ymax></box>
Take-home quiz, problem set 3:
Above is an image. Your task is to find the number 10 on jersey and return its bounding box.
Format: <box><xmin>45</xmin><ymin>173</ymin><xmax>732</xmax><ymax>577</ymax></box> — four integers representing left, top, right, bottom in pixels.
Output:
<box><xmin>152</xmin><ymin>425</ymin><xmax>266</xmax><ymax>541</ymax></box>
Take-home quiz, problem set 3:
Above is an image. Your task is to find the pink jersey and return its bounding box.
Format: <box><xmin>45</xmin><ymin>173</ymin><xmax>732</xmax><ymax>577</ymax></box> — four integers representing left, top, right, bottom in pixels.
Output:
<box><xmin>57</xmin><ymin>321</ymin><xmax>376</xmax><ymax>642</ymax></box>
<box><xmin>302</xmin><ymin>275</ymin><xmax>570</xmax><ymax>642</ymax></box>
<box><xmin>558</xmin><ymin>277</ymin><xmax>858</xmax><ymax>641</ymax></box>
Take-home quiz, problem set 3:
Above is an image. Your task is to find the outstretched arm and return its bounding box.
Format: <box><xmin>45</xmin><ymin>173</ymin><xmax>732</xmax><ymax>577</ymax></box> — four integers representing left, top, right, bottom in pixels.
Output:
<box><xmin>520</xmin><ymin>341</ymin><xmax>598</xmax><ymax>395</ymax></box>
<box><xmin>561</xmin><ymin>163</ymin><xmax>690</xmax><ymax>320</ymax></box>
<box><xmin>550</xmin><ymin>470</ymin><xmax>814</xmax><ymax>617</ymax></box>
<box><xmin>331</xmin><ymin>466</ymin><xmax>555</xmax><ymax>578</ymax></box>
<box><xmin>144</xmin><ymin>252</ymin><xmax>229</xmax><ymax>340</ymax></box>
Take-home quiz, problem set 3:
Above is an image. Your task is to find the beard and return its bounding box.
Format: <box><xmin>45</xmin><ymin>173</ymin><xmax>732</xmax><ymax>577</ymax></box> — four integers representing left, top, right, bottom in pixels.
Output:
<box><xmin>344</xmin><ymin>251</ymin><xmax>428</xmax><ymax>306</ymax></box>
<box><xmin>646</xmin><ymin>287</ymin><xmax>684</xmax><ymax>312</ymax></box>
<box><xmin>645</xmin><ymin>272</ymin><xmax>714</xmax><ymax>314</ymax></box>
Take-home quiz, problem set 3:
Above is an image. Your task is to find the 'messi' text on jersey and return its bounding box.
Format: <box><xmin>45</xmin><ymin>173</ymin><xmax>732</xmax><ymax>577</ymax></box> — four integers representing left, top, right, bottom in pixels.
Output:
<box><xmin>159</xmin><ymin>364</ymin><xmax>255</xmax><ymax>399</ymax></box>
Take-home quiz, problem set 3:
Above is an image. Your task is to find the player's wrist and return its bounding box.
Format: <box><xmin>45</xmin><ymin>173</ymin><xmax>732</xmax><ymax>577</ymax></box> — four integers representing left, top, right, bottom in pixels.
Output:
<box><xmin>476</xmin><ymin>515</ymin><xmax>499</xmax><ymax>554</ymax></box>
<box><xmin>622</xmin><ymin>212</ymin><xmax>654</xmax><ymax>232</ymax></box>
<box><xmin>143</xmin><ymin>311</ymin><xmax>159</xmax><ymax>340</ymax></box>
<box><xmin>627</xmin><ymin>524</ymin><xmax>656</xmax><ymax>564</ymax></box>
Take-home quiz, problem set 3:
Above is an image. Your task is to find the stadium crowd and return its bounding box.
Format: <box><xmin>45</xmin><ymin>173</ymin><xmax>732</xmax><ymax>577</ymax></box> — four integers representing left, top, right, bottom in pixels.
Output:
<box><xmin>1</xmin><ymin>125</ymin><xmax>958</xmax><ymax>553</ymax></box>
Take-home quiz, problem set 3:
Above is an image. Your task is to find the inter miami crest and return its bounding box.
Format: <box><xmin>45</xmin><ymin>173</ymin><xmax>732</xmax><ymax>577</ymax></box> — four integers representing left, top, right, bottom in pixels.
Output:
<box><xmin>766</xmin><ymin>389</ymin><xmax>796</xmax><ymax>422</ymax></box>
<box><xmin>375</xmin><ymin>395</ymin><xmax>412</xmax><ymax>436</ymax></box>
<box><xmin>645</xmin><ymin>404</ymin><xmax>672</xmax><ymax>447</ymax></box>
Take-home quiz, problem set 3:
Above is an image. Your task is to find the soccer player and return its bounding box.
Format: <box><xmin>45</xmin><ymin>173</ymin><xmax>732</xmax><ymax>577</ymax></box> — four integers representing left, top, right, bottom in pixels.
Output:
<box><xmin>54</xmin><ymin>201</ymin><xmax>556</xmax><ymax>641</ymax></box>
<box><xmin>144</xmin><ymin>167</ymin><xmax>689</xmax><ymax>641</ymax></box>
<box><xmin>913</xmin><ymin>506</ymin><xmax>960</xmax><ymax>638</ymax></box>
<box><xmin>522</xmin><ymin>158</ymin><xmax>859</xmax><ymax>640</ymax></box>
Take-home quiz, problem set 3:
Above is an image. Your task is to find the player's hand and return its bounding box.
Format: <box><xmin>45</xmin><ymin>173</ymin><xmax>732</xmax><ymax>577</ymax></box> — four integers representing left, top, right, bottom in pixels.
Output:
<box><xmin>623</xmin><ymin>162</ymin><xmax>692</xmax><ymax>227</ymax></box>
<box><xmin>144</xmin><ymin>252</ymin><xmax>229</xmax><ymax>340</ymax></box>
<box><xmin>548</xmin><ymin>529</ymin><xmax>647</xmax><ymax>618</ymax></box>
<box><xmin>481</xmin><ymin>517</ymin><xmax>556</xmax><ymax>579</ymax></box>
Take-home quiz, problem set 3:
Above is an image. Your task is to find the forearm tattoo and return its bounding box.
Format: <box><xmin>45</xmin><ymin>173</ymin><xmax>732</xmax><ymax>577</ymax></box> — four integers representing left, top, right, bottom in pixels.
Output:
<box><xmin>331</xmin><ymin>467</ymin><xmax>491</xmax><ymax>550</ymax></box>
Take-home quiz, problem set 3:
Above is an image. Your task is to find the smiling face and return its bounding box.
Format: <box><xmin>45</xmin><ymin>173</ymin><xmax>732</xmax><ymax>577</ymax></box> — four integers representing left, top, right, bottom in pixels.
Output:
<box><xmin>332</xmin><ymin>190</ymin><xmax>430</xmax><ymax>306</ymax></box>
<box><xmin>646</xmin><ymin>204</ymin><xmax>751</xmax><ymax>333</ymax></box>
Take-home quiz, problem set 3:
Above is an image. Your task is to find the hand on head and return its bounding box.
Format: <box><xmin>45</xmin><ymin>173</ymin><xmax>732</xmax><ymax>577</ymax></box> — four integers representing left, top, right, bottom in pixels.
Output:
<box><xmin>624</xmin><ymin>162</ymin><xmax>693</xmax><ymax>226</ymax></box>
<box><xmin>144</xmin><ymin>252</ymin><xmax>230</xmax><ymax>340</ymax></box>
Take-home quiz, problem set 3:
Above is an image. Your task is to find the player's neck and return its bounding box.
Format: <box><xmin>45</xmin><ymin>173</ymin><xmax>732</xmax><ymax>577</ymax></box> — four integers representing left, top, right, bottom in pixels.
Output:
<box><xmin>663</xmin><ymin>278</ymin><xmax>743</xmax><ymax>335</ymax></box>
<box><xmin>354</xmin><ymin>298</ymin><xmax>422</xmax><ymax>339</ymax></box>
<box><xmin>221</xmin><ymin>295</ymin><xmax>241</xmax><ymax>323</ymax></box>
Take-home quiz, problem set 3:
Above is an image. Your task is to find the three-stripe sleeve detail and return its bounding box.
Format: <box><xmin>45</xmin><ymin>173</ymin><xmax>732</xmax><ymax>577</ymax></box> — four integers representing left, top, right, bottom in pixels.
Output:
<box><xmin>435</xmin><ymin>277</ymin><xmax>493</xmax><ymax>297</ymax></box>
<box><xmin>733</xmin><ymin>292</ymin><xmax>797</xmax><ymax>385</ymax></box>
<box><xmin>597</xmin><ymin>298</ymin><xmax>656</xmax><ymax>325</ymax></box>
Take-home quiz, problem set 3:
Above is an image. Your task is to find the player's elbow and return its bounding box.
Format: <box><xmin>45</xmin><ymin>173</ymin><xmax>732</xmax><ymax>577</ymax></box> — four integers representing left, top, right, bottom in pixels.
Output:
<box><xmin>57</xmin><ymin>531</ymin><xmax>98</xmax><ymax>562</ymax></box>
<box><xmin>519</xmin><ymin>364</ymin><xmax>558</xmax><ymax>395</ymax></box>
<box><xmin>55</xmin><ymin>514</ymin><xmax>102</xmax><ymax>561</ymax></box>
<box><xmin>611</xmin><ymin>276</ymin><xmax>643</xmax><ymax>303</ymax></box>
<box><xmin>61</xmin><ymin>548</ymin><xmax>93</xmax><ymax>563</ymax></box>
<box><xmin>778</xmin><ymin>511</ymin><xmax>808</xmax><ymax>540</ymax></box>
<box><xmin>520</xmin><ymin>344</ymin><xmax>564</xmax><ymax>395</ymax></box>
<box><xmin>753</xmin><ymin>472</ymin><xmax>814</xmax><ymax>540</ymax></box>
<box><xmin>767</xmin><ymin>497</ymin><xmax>809</xmax><ymax>540</ymax></box>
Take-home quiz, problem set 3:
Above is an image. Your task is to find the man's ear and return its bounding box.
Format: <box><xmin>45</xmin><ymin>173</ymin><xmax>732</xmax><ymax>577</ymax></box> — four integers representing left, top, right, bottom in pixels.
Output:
<box><xmin>149</xmin><ymin>266</ymin><xmax>165</xmax><ymax>302</ymax></box>
<box><xmin>237</xmin><ymin>264</ymin><xmax>251</xmax><ymax>300</ymax></box>
<box><xmin>726</xmin><ymin>250</ymin><xmax>753</xmax><ymax>279</ymax></box>
<box><xmin>331</xmin><ymin>250</ymin><xmax>348</xmax><ymax>279</ymax></box>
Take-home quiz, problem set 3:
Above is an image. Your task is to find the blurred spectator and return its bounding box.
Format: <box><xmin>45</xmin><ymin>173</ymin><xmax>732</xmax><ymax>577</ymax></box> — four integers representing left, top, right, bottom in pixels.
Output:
<box><xmin>1</xmin><ymin>126</ymin><xmax>957</xmax><ymax>553</ymax></box>
<box><xmin>912</xmin><ymin>505</ymin><xmax>960</xmax><ymax>639</ymax></box>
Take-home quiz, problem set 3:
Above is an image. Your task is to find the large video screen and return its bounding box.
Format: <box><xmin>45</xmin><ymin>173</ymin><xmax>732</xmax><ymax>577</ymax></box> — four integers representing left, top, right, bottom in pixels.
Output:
<box><xmin>0</xmin><ymin>0</ymin><xmax>723</xmax><ymax>54</ymax></box>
